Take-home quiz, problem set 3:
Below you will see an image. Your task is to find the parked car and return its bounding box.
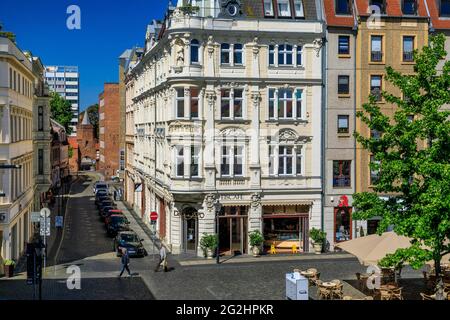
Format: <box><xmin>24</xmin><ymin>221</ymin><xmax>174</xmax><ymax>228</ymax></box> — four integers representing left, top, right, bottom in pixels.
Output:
<box><xmin>99</xmin><ymin>206</ymin><xmax>115</xmax><ymax>220</ymax></box>
<box><xmin>106</xmin><ymin>214</ymin><xmax>130</xmax><ymax>236</ymax></box>
<box><xmin>98</xmin><ymin>200</ymin><xmax>116</xmax><ymax>212</ymax></box>
<box><xmin>95</xmin><ymin>195</ymin><xmax>110</xmax><ymax>206</ymax></box>
<box><xmin>113</xmin><ymin>231</ymin><xmax>146</xmax><ymax>257</ymax></box>
<box><xmin>102</xmin><ymin>209</ymin><xmax>123</xmax><ymax>221</ymax></box>
<box><xmin>93</xmin><ymin>182</ymin><xmax>108</xmax><ymax>195</ymax></box>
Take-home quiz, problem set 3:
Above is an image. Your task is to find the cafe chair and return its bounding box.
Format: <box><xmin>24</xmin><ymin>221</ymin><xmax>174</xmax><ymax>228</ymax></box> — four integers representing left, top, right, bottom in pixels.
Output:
<box><xmin>379</xmin><ymin>288</ymin><xmax>392</xmax><ymax>300</ymax></box>
<box><xmin>420</xmin><ymin>293</ymin><xmax>434</xmax><ymax>300</ymax></box>
<box><xmin>332</xmin><ymin>283</ymin><xmax>344</xmax><ymax>300</ymax></box>
<box><xmin>390</xmin><ymin>287</ymin><xmax>403</xmax><ymax>300</ymax></box>
<box><xmin>317</xmin><ymin>284</ymin><xmax>332</xmax><ymax>300</ymax></box>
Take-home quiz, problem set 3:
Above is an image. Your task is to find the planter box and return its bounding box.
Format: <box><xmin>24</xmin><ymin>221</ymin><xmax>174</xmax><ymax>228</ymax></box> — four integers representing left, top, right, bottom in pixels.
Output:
<box><xmin>4</xmin><ymin>265</ymin><xmax>14</xmax><ymax>278</ymax></box>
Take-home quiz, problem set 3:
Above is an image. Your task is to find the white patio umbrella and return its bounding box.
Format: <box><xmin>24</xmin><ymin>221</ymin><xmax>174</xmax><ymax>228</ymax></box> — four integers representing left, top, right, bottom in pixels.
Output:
<box><xmin>335</xmin><ymin>231</ymin><xmax>412</xmax><ymax>267</ymax></box>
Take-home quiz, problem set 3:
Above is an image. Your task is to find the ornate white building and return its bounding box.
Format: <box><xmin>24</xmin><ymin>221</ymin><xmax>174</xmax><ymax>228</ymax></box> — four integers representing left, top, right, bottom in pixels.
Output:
<box><xmin>125</xmin><ymin>0</ymin><xmax>325</xmax><ymax>256</ymax></box>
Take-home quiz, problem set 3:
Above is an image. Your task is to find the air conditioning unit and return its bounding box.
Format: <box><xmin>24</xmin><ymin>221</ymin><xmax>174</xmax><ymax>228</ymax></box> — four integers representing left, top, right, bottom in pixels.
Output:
<box><xmin>0</xmin><ymin>213</ymin><xmax>7</xmax><ymax>223</ymax></box>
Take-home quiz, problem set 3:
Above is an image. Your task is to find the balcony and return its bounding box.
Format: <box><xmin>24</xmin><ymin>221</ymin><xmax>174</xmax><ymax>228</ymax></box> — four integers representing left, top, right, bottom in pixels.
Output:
<box><xmin>371</xmin><ymin>51</ymin><xmax>383</xmax><ymax>62</ymax></box>
<box><xmin>333</xmin><ymin>176</ymin><xmax>351</xmax><ymax>188</ymax></box>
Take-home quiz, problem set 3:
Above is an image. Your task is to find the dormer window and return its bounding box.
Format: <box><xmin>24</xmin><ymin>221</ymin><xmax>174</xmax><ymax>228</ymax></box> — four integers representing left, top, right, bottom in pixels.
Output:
<box><xmin>277</xmin><ymin>0</ymin><xmax>292</xmax><ymax>17</ymax></box>
<box><xmin>370</xmin><ymin>0</ymin><xmax>386</xmax><ymax>14</ymax></box>
<box><xmin>264</xmin><ymin>0</ymin><xmax>275</xmax><ymax>16</ymax></box>
<box><xmin>293</xmin><ymin>0</ymin><xmax>304</xmax><ymax>17</ymax></box>
<box><xmin>402</xmin><ymin>0</ymin><xmax>417</xmax><ymax>15</ymax></box>
<box><xmin>335</xmin><ymin>0</ymin><xmax>352</xmax><ymax>15</ymax></box>
<box><xmin>440</xmin><ymin>0</ymin><xmax>450</xmax><ymax>17</ymax></box>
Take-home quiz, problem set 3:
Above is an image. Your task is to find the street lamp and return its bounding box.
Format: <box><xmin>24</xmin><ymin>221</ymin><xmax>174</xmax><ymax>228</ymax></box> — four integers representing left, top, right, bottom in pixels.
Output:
<box><xmin>214</xmin><ymin>198</ymin><xmax>222</xmax><ymax>265</ymax></box>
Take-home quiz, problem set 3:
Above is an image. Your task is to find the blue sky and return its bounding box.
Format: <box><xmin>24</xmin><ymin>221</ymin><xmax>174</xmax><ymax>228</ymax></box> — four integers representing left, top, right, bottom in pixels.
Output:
<box><xmin>0</xmin><ymin>0</ymin><xmax>170</xmax><ymax>111</ymax></box>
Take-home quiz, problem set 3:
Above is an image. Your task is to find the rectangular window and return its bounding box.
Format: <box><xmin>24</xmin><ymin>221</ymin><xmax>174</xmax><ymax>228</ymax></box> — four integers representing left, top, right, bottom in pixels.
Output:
<box><xmin>278</xmin><ymin>88</ymin><xmax>293</xmax><ymax>119</ymax></box>
<box><xmin>277</xmin><ymin>0</ymin><xmax>292</xmax><ymax>17</ymax></box>
<box><xmin>293</xmin><ymin>0</ymin><xmax>304</xmax><ymax>17</ymax></box>
<box><xmin>190</xmin><ymin>88</ymin><xmax>199</xmax><ymax>119</ymax></box>
<box><xmin>370</xmin><ymin>155</ymin><xmax>380</xmax><ymax>185</ymax></box>
<box><xmin>18</xmin><ymin>74</ymin><xmax>21</xmax><ymax>94</ymax></box>
<box><xmin>333</xmin><ymin>160</ymin><xmax>351</xmax><ymax>187</ymax></box>
<box><xmin>296</xmin><ymin>90</ymin><xmax>303</xmax><ymax>118</ymax></box>
<box><xmin>337</xmin><ymin>115</ymin><xmax>350</xmax><ymax>133</ymax></box>
<box><xmin>338</xmin><ymin>75</ymin><xmax>350</xmax><ymax>94</ymax></box>
<box><xmin>38</xmin><ymin>149</ymin><xmax>44</xmax><ymax>175</ymax></box>
<box><xmin>221</xmin><ymin>146</ymin><xmax>231</xmax><ymax>176</ymax></box>
<box><xmin>9</xmin><ymin>68</ymin><xmax>13</xmax><ymax>89</ymax></box>
<box><xmin>338</xmin><ymin>36</ymin><xmax>350</xmax><ymax>55</ymax></box>
<box><xmin>233</xmin><ymin>146</ymin><xmax>243</xmax><ymax>176</ymax></box>
<box><xmin>296</xmin><ymin>147</ymin><xmax>303</xmax><ymax>175</ymax></box>
<box><xmin>403</xmin><ymin>36</ymin><xmax>414</xmax><ymax>62</ymax></box>
<box><xmin>233</xmin><ymin>44</ymin><xmax>243</xmax><ymax>65</ymax></box>
<box><xmin>278</xmin><ymin>44</ymin><xmax>293</xmax><ymax>65</ymax></box>
<box><xmin>370</xmin><ymin>75</ymin><xmax>382</xmax><ymax>101</ymax></box>
<box><xmin>38</xmin><ymin>106</ymin><xmax>44</xmax><ymax>131</ymax></box>
<box><xmin>278</xmin><ymin>146</ymin><xmax>294</xmax><ymax>175</ymax></box>
<box><xmin>371</xmin><ymin>35</ymin><xmax>383</xmax><ymax>62</ymax></box>
<box><xmin>233</xmin><ymin>89</ymin><xmax>243</xmax><ymax>119</ymax></box>
<box><xmin>269</xmin><ymin>45</ymin><xmax>275</xmax><ymax>66</ymax></box>
<box><xmin>370</xmin><ymin>0</ymin><xmax>385</xmax><ymax>14</ymax></box>
<box><xmin>190</xmin><ymin>146</ymin><xmax>200</xmax><ymax>178</ymax></box>
<box><xmin>221</xmin><ymin>43</ymin><xmax>231</xmax><ymax>65</ymax></box>
<box><xmin>264</xmin><ymin>0</ymin><xmax>274</xmax><ymax>16</ymax></box>
<box><xmin>441</xmin><ymin>0</ymin><xmax>450</xmax><ymax>16</ymax></box>
<box><xmin>269</xmin><ymin>145</ymin><xmax>275</xmax><ymax>175</ymax></box>
<box><xmin>176</xmin><ymin>88</ymin><xmax>185</xmax><ymax>118</ymax></box>
<box><xmin>176</xmin><ymin>146</ymin><xmax>184</xmax><ymax>177</ymax></box>
<box><xmin>402</xmin><ymin>0</ymin><xmax>417</xmax><ymax>14</ymax></box>
<box><xmin>269</xmin><ymin>89</ymin><xmax>276</xmax><ymax>118</ymax></box>
<box><xmin>296</xmin><ymin>46</ymin><xmax>303</xmax><ymax>66</ymax></box>
<box><xmin>336</xmin><ymin>0</ymin><xmax>351</xmax><ymax>14</ymax></box>
<box><xmin>221</xmin><ymin>89</ymin><xmax>231</xmax><ymax>118</ymax></box>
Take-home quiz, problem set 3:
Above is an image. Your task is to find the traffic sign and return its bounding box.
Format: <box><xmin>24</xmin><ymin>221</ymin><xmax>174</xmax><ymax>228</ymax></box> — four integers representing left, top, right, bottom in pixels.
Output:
<box><xmin>39</xmin><ymin>217</ymin><xmax>50</xmax><ymax>236</ymax></box>
<box><xmin>40</xmin><ymin>207</ymin><xmax>50</xmax><ymax>218</ymax></box>
<box><xmin>31</xmin><ymin>212</ymin><xmax>41</xmax><ymax>223</ymax></box>
<box><xmin>150</xmin><ymin>211</ymin><xmax>158</xmax><ymax>221</ymax></box>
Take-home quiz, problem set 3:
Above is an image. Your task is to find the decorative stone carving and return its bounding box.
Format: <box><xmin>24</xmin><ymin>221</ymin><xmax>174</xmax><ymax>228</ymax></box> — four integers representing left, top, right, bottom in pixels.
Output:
<box><xmin>220</xmin><ymin>127</ymin><xmax>246</xmax><ymax>137</ymax></box>
<box><xmin>204</xmin><ymin>193</ymin><xmax>217</xmax><ymax>211</ymax></box>
<box><xmin>205</xmin><ymin>91</ymin><xmax>216</xmax><ymax>106</ymax></box>
<box><xmin>251</xmin><ymin>92</ymin><xmax>261</xmax><ymax>106</ymax></box>
<box><xmin>278</xmin><ymin>129</ymin><xmax>298</xmax><ymax>142</ymax></box>
<box><xmin>207</xmin><ymin>36</ymin><xmax>215</xmax><ymax>56</ymax></box>
<box><xmin>251</xmin><ymin>193</ymin><xmax>261</xmax><ymax>209</ymax></box>
<box><xmin>313</xmin><ymin>38</ymin><xmax>324</xmax><ymax>57</ymax></box>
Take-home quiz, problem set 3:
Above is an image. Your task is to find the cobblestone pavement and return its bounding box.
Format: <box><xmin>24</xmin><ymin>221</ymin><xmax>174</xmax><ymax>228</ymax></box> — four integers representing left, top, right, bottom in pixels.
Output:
<box><xmin>0</xmin><ymin>172</ymin><xmax>426</xmax><ymax>300</ymax></box>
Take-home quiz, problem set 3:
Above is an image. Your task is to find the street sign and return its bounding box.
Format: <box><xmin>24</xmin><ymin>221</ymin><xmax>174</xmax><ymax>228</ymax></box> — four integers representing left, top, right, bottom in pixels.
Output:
<box><xmin>150</xmin><ymin>211</ymin><xmax>158</xmax><ymax>221</ymax></box>
<box><xmin>40</xmin><ymin>207</ymin><xmax>50</xmax><ymax>218</ymax></box>
<box><xmin>31</xmin><ymin>212</ymin><xmax>41</xmax><ymax>223</ymax></box>
<box><xmin>55</xmin><ymin>216</ymin><xmax>63</xmax><ymax>228</ymax></box>
<box><xmin>39</xmin><ymin>217</ymin><xmax>50</xmax><ymax>236</ymax></box>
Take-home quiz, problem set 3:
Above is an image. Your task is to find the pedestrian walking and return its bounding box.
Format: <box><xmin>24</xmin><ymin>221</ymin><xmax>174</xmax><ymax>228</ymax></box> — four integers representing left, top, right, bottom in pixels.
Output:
<box><xmin>119</xmin><ymin>248</ymin><xmax>132</xmax><ymax>277</ymax></box>
<box><xmin>154</xmin><ymin>245</ymin><xmax>168</xmax><ymax>272</ymax></box>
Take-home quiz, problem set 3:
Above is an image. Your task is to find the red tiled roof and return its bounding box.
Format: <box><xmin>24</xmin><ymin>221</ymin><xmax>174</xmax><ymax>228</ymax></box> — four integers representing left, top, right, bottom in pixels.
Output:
<box><xmin>426</xmin><ymin>0</ymin><xmax>450</xmax><ymax>29</ymax></box>
<box><xmin>68</xmin><ymin>137</ymin><xmax>79</xmax><ymax>149</ymax></box>
<box><xmin>324</xmin><ymin>0</ymin><xmax>356</xmax><ymax>27</ymax></box>
<box><xmin>355</xmin><ymin>0</ymin><xmax>428</xmax><ymax>17</ymax></box>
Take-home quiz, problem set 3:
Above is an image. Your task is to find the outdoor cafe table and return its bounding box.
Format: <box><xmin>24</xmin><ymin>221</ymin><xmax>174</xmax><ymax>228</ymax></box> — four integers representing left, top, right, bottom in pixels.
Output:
<box><xmin>300</xmin><ymin>271</ymin><xmax>315</xmax><ymax>278</ymax></box>
<box><xmin>379</xmin><ymin>284</ymin><xmax>397</xmax><ymax>291</ymax></box>
<box><xmin>321</xmin><ymin>282</ymin><xmax>338</xmax><ymax>288</ymax></box>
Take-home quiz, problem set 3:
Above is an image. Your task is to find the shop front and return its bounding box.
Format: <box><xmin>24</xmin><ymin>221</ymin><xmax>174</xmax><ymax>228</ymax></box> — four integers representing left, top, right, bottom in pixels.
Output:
<box><xmin>181</xmin><ymin>207</ymin><xmax>199</xmax><ymax>253</ymax></box>
<box><xmin>262</xmin><ymin>205</ymin><xmax>310</xmax><ymax>253</ymax></box>
<box><xmin>334</xmin><ymin>206</ymin><xmax>352</xmax><ymax>243</ymax></box>
<box><xmin>218</xmin><ymin>206</ymin><xmax>248</xmax><ymax>256</ymax></box>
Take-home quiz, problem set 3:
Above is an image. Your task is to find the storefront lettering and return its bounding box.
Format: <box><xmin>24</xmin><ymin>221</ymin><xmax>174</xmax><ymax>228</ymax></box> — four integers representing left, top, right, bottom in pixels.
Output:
<box><xmin>220</xmin><ymin>194</ymin><xmax>243</xmax><ymax>201</ymax></box>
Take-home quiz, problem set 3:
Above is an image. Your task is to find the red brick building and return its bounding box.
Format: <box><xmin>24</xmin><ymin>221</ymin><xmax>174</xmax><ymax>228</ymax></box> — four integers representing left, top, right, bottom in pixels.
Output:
<box><xmin>76</xmin><ymin>110</ymin><xmax>99</xmax><ymax>171</ymax></box>
<box><xmin>99</xmin><ymin>83</ymin><xmax>120</xmax><ymax>179</ymax></box>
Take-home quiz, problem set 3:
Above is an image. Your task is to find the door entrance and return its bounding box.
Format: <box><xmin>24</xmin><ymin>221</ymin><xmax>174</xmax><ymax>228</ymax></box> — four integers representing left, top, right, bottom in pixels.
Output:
<box><xmin>218</xmin><ymin>206</ymin><xmax>248</xmax><ymax>255</ymax></box>
<box><xmin>182</xmin><ymin>207</ymin><xmax>198</xmax><ymax>253</ymax></box>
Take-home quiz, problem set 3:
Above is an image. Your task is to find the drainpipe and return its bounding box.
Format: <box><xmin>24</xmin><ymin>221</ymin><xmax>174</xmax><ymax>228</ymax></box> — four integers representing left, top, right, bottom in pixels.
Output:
<box><xmin>353</xmin><ymin>20</ymin><xmax>358</xmax><ymax>238</ymax></box>
<box><xmin>321</xmin><ymin>34</ymin><xmax>327</xmax><ymax>235</ymax></box>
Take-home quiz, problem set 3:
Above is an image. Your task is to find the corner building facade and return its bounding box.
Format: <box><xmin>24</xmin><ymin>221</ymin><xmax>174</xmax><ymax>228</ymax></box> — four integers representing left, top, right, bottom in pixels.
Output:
<box><xmin>127</xmin><ymin>0</ymin><xmax>325</xmax><ymax>256</ymax></box>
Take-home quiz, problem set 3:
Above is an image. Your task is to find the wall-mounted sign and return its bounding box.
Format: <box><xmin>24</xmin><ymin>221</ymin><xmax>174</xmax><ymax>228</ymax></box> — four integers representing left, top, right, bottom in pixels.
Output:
<box><xmin>220</xmin><ymin>194</ymin><xmax>243</xmax><ymax>201</ymax></box>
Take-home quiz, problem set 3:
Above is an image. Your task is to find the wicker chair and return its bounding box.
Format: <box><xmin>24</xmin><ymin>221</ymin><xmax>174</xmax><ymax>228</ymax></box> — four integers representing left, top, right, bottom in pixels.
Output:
<box><xmin>390</xmin><ymin>287</ymin><xmax>403</xmax><ymax>300</ymax></box>
<box><xmin>380</xmin><ymin>288</ymin><xmax>392</xmax><ymax>300</ymax></box>
<box><xmin>331</xmin><ymin>283</ymin><xmax>344</xmax><ymax>300</ymax></box>
<box><xmin>420</xmin><ymin>293</ymin><xmax>434</xmax><ymax>300</ymax></box>
<box><xmin>317</xmin><ymin>284</ymin><xmax>332</xmax><ymax>300</ymax></box>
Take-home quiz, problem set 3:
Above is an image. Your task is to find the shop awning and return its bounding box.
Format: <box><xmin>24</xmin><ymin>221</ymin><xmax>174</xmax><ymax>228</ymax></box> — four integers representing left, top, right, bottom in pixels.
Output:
<box><xmin>221</xmin><ymin>203</ymin><xmax>249</xmax><ymax>207</ymax></box>
<box><xmin>261</xmin><ymin>200</ymin><xmax>313</xmax><ymax>206</ymax></box>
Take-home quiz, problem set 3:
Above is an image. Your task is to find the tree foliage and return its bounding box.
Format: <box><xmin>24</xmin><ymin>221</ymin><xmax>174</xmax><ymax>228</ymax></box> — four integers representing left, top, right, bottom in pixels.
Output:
<box><xmin>49</xmin><ymin>92</ymin><xmax>73</xmax><ymax>135</ymax></box>
<box><xmin>352</xmin><ymin>34</ymin><xmax>450</xmax><ymax>277</ymax></box>
<box><xmin>86</xmin><ymin>103</ymin><xmax>99</xmax><ymax>139</ymax></box>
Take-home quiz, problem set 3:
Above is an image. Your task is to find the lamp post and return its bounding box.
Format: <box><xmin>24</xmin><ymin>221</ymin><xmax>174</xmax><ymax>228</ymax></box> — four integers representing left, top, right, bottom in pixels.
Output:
<box><xmin>214</xmin><ymin>198</ymin><xmax>222</xmax><ymax>265</ymax></box>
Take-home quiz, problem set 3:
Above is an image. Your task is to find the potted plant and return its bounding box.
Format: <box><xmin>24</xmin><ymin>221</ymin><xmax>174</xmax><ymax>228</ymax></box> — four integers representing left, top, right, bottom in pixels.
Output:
<box><xmin>200</xmin><ymin>233</ymin><xmax>218</xmax><ymax>259</ymax></box>
<box><xmin>249</xmin><ymin>230</ymin><xmax>264</xmax><ymax>257</ymax></box>
<box><xmin>310</xmin><ymin>228</ymin><xmax>326</xmax><ymax>254</ymax></box>
<box><xmin>3</xmin><ymin>259</ymin><xmax>15</xmax><ymax>278</ymax></box>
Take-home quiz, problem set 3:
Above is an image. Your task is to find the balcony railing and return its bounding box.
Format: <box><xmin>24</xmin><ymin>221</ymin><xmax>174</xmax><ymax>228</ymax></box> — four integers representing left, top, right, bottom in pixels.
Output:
<box><xmin>403</xmin><ymin>52</ymin><xmax>414</xmax><ymax>62</ymax></box>
<box><xmin>333</xmin><ymin>176</ymin><xmax>351</xmax><ymax>188</ymax></box>
<box><xmin>371</xmin><ymin>51</ymin><xmax>383</xmax><ymax>62</ymax></box>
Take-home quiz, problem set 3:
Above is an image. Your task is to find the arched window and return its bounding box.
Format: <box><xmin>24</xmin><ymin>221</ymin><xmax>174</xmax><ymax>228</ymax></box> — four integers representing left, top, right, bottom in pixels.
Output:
<box><xmin>190</xmin><ymin>39</ymin><xmax>200</xmax><ymax>64</ymax></box>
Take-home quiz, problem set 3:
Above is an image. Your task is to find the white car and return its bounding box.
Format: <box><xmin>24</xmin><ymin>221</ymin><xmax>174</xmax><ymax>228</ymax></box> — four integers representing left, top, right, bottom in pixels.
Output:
<box><xmin>93</xmin><ymin>182</ymin><xmax>108</xmax><ymax>195</ymax></box>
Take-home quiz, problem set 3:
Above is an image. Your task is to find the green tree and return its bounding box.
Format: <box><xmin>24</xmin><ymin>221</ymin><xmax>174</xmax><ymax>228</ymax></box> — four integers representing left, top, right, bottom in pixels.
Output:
<box><xmin>86</xmin><ymin>103</ymin><xmax>99</xmax><ymax>138</ymax></box>
<box><xmin>49</xmin><ymin>92</ymin><xmax>73</xmax><ymax>135</ymax></box>
<box><xmin>352</xmin><ymin>34</ymin><xmax>450</xmax><ymax>280</ymax></box>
